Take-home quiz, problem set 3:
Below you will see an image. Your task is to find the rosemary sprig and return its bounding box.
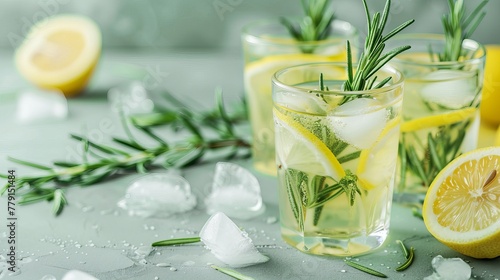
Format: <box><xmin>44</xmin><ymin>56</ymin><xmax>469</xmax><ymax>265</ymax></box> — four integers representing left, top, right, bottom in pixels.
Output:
<box><xmin>438</xmin><ymin>0</ymin><xmax>488</xmax><ymax>62</ymax></box>
<box><xmin>342</xmin><ymin>0</ymin><xmax>414</xmax><ymax>94</ymax></box>
<box><xmin>280</xmin><ymin>0</ymin><xmax>335</xmax><ymax>42</ymax></box>
<box><xmin>0</xmin><ymin>91</ymin><xmax>250</xmax><ymax>216</ymax></box>
<box><xmin>210</xmin><ymin>265</ymin><xmax>255</xmax><ymax>280</ymax></box>
<box><xmin>345</xmin><ymin>259</ymin><xmax>387</xmax><ymax>278</ymax></box>
<box><xmin>152</xmin><ymin>237</ymin><xmax>201</xmax><ymax>247</ymax></box>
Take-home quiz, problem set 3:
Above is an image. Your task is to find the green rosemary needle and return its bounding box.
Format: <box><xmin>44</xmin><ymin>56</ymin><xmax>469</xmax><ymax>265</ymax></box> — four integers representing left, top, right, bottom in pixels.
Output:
<box><xmin>152</xmin><ymin>237</ymin><xmax>201</xmax><ymax>247</ymax></box>
<box><xmin>280</xmin><ymin>0</ymin><xmax>335</xmax><ymax>42</ymax></box>
<box><xmin>439</xmin><ymin>0</ymin><xmax>489</xmax><ymax>62</ymax></box>
<box><xmin>210</xmin><ymin>265</ymin><xmax>255</xmax><ymax>280</ymax></box>
<box><xmin>345</xmin><ymin>259</ymin><xmax>387</xmax><ymax>278</ymax></box>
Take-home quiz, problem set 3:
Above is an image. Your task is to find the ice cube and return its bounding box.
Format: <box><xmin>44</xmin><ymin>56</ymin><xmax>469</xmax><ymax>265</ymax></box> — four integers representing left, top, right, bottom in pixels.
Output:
<box><xmin>199</xmin><ymin>212</ymin><xmax>269</xmax><ymax>268</ymax></box>
<box><xmin>16</xmin><ymin>88</ymin><xmax>68</xmax><ymax>124</ymax></box>
<box><xmin>420</xmin><ymin>70</ymin><xmax>477</xmax><ymax>109</ymax></box>
<box><xmin>205</xmin><ymin>162</ymin><xmax>265</xmax><ymax>220</ymax></box>
<box><xmin>107</xmin><ymin>81</ymin><xmax>154</xmax><ymax>115</ymax></box>
<box><xmin>275</xmin><ymin>91</ymin><xmax>328</xmax><ymax>115</ymax></box>
<box><xmin>62</xmin><ymin>270</ymin><xmax>99</xmax><ymax>280</ymax></box>
<box><xmin>117</xmin><ymin>173</ymin><xmax>197</xmax><ymax>218</ymax></box>
<box><xmin>423</xmin><ymin>255</ymin><xmax>471</xmax><ymax>280</ymax></box>
<box><xmin>329</xmin><ymin>98</ymin><xmax>387</xmax><ymax>149</ymax></box>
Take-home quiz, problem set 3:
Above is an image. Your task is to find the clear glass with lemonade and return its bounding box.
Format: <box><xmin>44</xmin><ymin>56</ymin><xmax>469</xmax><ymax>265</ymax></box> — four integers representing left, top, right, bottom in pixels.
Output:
<box><xmin>272</xmin><ymin>63</ymin><xmax>404</xmax><ymax>256</ymax></box>
<box><xmin>242</xmin><ymin>19</ymin><xmax>358</xmax><ymax>175</ymax></box>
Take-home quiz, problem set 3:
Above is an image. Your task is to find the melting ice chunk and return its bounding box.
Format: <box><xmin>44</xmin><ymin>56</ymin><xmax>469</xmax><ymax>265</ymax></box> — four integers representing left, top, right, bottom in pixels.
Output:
<box><xmin>423</xmin><ymin>255</ymin><xmax>472</xmax><ymax>280</ymax></box>
<box><xmin>329</xmin><ymin>98</ymin><xmax>387</xmax><ymax>149</ymax></box>
<box><xmin>107</xmin><ymin>81</ymin><xmax>154</xmax><ymax>115</ymax></box>
<box><xmin>62</xmin><ymin>270</ymin><xmax>99</xmax><ymax>280</ymax></box>
<box><xmin>16</xmin><ymin>88</ymin><xmax>68</xmax><ymax>124</ymax></box>
<box><xmin>420</xmin><ymin>70</ymin><xmax>477</xmax><ymax>109</ymax></box>
<box><xmin>117</xmin><ymin>173</ymin><xmax>196</xmax><ymax>218</ymax></box>
<box><xmin>199</xmin><ymin>212</ymin><xmax>269</xmax><ymax>268</ymax></box>
<box><xmin>205</xmin><ymin>162</ymin><xmax>265</xmax><ymax>220</ymax></box>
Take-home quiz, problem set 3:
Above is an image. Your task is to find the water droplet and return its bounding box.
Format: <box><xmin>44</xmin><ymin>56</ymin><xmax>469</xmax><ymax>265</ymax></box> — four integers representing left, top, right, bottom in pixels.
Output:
<box><xmin>154</xmin><ymin>277</ymin><xmax>159</xmax><ymax>280</ymax></box>
<box><xmin>183</xmin><ymin>261</ymin><xmax>195</xmax><ymax>266</ymax></box>
<box><xmin>156</xmin><ymin>263</ymin><xmax>171</xmax><ymax>267</ymax></box>
<box><xmin>266</xmin><ymin>216</ymin><xmax>278</xmax><ymax>224</ymax></box>
<box><xmin>40</xmin><ymin>275</ymin><xmax>57</xmax><ymax>280</ymax></box>
<box><xmin>340</xmin><ymin>270</ymin><xmax>346</xmax><ymax>273</ymax></box>
<box><xmin>169</xmin><ymin>267</ymin><xmax>177</xmax><ymax>271</ymax></box>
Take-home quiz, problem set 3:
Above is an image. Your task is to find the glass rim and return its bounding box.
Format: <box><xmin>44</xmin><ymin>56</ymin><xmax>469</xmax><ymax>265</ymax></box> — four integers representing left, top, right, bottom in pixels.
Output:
<box><xmin>241</xmin><ymin>18</ymin><xmax>358</xmax><ymax>47</ymax></box>
<box><xmin>390</xmin><ymin>33</ymin><xmax>486</xmax><ymax>67</ymax></box>
<box><xmin>272</xmin><ymin>62</ymin><xmax>404</xmax><ymax>96</ymax></box>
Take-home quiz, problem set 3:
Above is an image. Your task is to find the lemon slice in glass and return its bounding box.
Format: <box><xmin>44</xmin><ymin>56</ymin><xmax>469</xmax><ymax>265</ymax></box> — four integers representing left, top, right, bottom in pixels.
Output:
<box><xmin>15</xmin><ymin>15</ymin><xmax>102</xmax><ymax>97</ymax></box>
<box><xmin>273</xmin><ymin>107</ymin><xmax>345</xmax><ymax>180</ymax></box>
<box><xmin>357</xmin><ymin>117</ymin><xmax>400</xmax><ymax>190</ymax></box>
<box><xmin>401</xmin><ymin>108</ymin><xmax>476</xmax><ymax>133</ymax></box>
<box><xmin>423</xmin><ymin>146</ymin><xmax>500</xmax><ymax>259</ymax></box>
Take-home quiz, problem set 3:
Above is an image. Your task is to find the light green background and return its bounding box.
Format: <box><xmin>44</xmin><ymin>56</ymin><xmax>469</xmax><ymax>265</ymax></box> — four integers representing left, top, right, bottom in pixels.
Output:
<box><xmin>1</xmin><ymin>0</ymin><xmax>499</xmax><ymax>51</ymax></box>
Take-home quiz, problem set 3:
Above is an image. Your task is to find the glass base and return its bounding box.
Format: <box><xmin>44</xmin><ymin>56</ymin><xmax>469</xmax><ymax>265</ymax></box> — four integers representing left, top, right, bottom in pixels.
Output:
<box><xmin>281</xmin><ymin>227</ymin><xmax>389</xmax><ymax>257</ymax></box>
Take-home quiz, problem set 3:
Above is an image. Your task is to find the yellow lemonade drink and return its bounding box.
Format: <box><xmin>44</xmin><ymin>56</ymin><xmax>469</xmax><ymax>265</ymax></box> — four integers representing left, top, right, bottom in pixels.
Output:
<box><xmin>272</xmin><ymin>63</ymin><xmax>403</xmax><ymax>256</ymax></box>
<box><xmin>388</xmin><ymin>35</ymin><xmax>486</xmax><ymax>199</ymax></box>
<box><xmin>242</xmin><ymin>20</ymin><xmax>358</xmax><ymax>175</ymax></box>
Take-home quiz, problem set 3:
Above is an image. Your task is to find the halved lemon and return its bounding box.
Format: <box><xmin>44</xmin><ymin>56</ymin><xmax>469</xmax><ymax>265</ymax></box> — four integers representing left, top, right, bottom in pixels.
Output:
<box><xmin>273</xmin><ymin>107</ymin><xmax>345</xmax><ymax>180</ymax></box>
<box><xmin>401</xmin><ymin>108</ymin><xmax>476</xmax><ymax>133</ymax></box>
<box><xmin>423</xmin><ymin>146</ymin><xmax>500</xmax><ymax>259</ymax></box>
<box><xmin>357</xmin><ymin>117</ymin><xmax>401</xmax><ymax>190</ymax></box>
<box><xmin>15</xmin><ymin>15</ymin><xmax>102</xmax><ymax>97</ymax></box>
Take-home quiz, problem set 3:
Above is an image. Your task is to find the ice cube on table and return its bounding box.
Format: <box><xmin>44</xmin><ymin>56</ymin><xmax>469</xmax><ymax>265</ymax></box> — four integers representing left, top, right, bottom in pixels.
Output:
<box><xmin>205</xmin><ymin>162</ymin><xmax>265</xmax><ymax>220</ymax></box>
<box><xmin>107</xmin><ymin>81</ymin><xmax>154</xmax><ymax>115</ymax></box>
<box><xmin>16</xmin><ymin>88</ymin><xmax>68</xmax><ymax>124</ymax></box>
<box><xmin>329</xmin><ymin>98</ymin><xmax>387</xmax><ymax>149</ymax></box>
<box><xmin>199</xmin><ymin>212</ymin><xmax>269</xmax><ymax>268</ymax></box>
<box><xmin>117</xmin><ymin>173</ymin><xmax>196</xmax><ymax>218</ymax></box>
<box><xmin>420</xmin><ymin>70</ymin><xmax>477</xmax><ymax>109</ymax></box>
<box><xmin>62</xmin><ymin>270</ymin><xmax>99</xmax><ymax>280</ymax></box>
<box><xmin>423</xmin><ymin>255</ymin><xmax>471</xmax><ymax>280</ymax></box>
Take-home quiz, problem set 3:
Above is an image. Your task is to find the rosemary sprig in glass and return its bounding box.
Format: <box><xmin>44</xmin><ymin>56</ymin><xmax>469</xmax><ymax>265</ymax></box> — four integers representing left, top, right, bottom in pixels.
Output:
<box><xmin>284</xmin><ymin>0</ymin><xmax>413</xmax><ymax>229</ymax></box>
<box><xmin>0</xmin><ymin>90</ymin><xmax>250</xmax><ymax>216</ymax></box>
<box><xmin>280</xmin><ymin>0</ymin><xmax>335</xmax><ymax>42</ymax></box>
<box><xmin>437</xmin><ymin>0</ymin><xmax>488</xmax><ymax>62</ymax></box>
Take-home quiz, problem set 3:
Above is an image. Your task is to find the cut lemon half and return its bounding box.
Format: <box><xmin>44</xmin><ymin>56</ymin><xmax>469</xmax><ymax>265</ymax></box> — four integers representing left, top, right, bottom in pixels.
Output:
<box><xmin>423</xmin><ymin>147</ymin><xmax>500</xmax><ymax>259</ymax></box>
<box><xmin>401</xmin><ymin>108</ymin><xmax>476</xmax><ymax>133</ymax></box>
<box><xmin>273</xmin><ymin>107</ymin><xmax>345</xmax><ymax>180</ymax></box>
<box><xmin>15</xmin><ymin>15</ymin><xmax>102</xmax><ymax>97</ymax></box>
<box><xmin>357</xmin><ymin>117</ymin><xmax>400</xmax><ymax>190</ymax></box>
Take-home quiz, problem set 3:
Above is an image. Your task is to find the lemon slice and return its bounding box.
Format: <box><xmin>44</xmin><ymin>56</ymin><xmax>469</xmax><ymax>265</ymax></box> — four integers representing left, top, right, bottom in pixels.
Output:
<box><xmin>15</xmin><ymin>15</ymin><xmax>102</xmax><ymax>97</ymax></box>
<box><xmin>273</xmin><ymin>107</ymin><xmax>345</xmax><ymax>180</ymax></box>
<box><xmin>400</xmin><ymin>108</ymin><xmax>476</xmax><ymax>133</ymax></box>
<box><xmin>357</xmin><ymin>117</ymin><xmax>400</xmax><ymax>190</ymax></box>
<box><xmin>423</xmin><ymin>146</ymin><xmax>500</xmax><ymax>259</ymax></box>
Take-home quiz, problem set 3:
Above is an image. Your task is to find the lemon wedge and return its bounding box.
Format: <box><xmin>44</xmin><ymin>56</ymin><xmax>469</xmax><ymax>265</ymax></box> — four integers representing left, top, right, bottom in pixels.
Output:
<box><xmin>273</xmin><ymin>107</ymin><xmax>345</xmax><ymax>180</ymax></box>
<box><xmin>357</xmin><ymin>117</ymin><xmax>400</xmax><ymax>190</ymax></box>
<box><xmin>423</xmin><ymin>146</ymin><xmax>500</xmax><ymax>259</ymax></box>
<box><xmin>401</xmin><ymin>108</ymin><xmax>476</xmax><ymax>133</ymax></box>
<box><xmin>15</xmin><ymin>15</ymin><xmax>102</xmax><ymax>97</ymax></box>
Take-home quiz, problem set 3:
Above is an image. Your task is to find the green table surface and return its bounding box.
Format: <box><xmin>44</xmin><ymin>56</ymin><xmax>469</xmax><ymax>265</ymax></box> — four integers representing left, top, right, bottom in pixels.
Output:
<box><xmin>0</xmin><ymin>49</ymin><xmax>499</xmax><ymax>280</ymax></box>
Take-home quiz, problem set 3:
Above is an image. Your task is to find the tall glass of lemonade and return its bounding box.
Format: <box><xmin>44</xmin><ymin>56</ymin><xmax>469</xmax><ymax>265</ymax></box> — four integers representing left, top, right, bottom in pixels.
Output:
<box><xmin>272</xmin><ymin>62</ymin><xmax>403</xmax><ymax>256</ymax></box>
<box><xmin>388</xmin><ymin>34</ymin><xmax>486</xmax><ymax>202</ymax></box>
<box><xmin>242</xmin><ymin>20</ymin><xmax>358</xmax><ymax>175</ymax></box>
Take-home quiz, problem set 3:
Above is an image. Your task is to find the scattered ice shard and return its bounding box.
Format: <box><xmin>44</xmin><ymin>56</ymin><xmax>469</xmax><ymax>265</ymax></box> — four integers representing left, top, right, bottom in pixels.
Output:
<box><xmin>423</xmin><ymin>255</ymin><xmax>471</xmax><ymax>280</ymax></box>
<box><xmin>199</xmin><ymin>212</ymin><xmax>269</xmax><ymax>268</ymax></box>
<box><xmin>62</xmin><ymin>270</ymin><xmax>99</xmax><ymax>280</ymax></box>
<box><xmin>205</xmin><ymin>162</ymin><xmax>265</xmax><ymax>220</ymax></box>
<box><xmin>420</xmin><ymin>70</ymin><xmax>477</xmax><ymax>109</ymax></box>
<box><xmin>117</xmin><ymin>173</ymin><xmax>197</xmax><ymax>218</ymax></box>
<box><xmin>16</xmin><ymin>88</ymin><xmax>68</xmax><ymax>124</ymax></box>
<box><xmin>329</xmin><ymin>98</ymin><xmax>386</xmax><ymax>149</ymax></box>
<box><xmin>107</xmin><ymin>81</ymin><xmax>154</xmax><ymax>115</ymax></box>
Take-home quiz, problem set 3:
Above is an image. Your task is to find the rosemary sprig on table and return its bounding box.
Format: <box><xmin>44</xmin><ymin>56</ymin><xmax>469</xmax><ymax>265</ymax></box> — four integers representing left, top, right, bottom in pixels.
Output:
<box><xmin>437</xmin><ymin>0</ymin><xmax>488</xmax><ymax>62</ymax></box>
<box><xmin>0</xmin><ymin>90</ymin><xmax>250</xmax><ymax>216</ymax></box>
<box><xmin>342</xmin><ymin>0</ymin><xmax>413</xmax><ymax>94</ymax></box>
<box><xmin>280</xmin><ymin>0</ymin><xmax>335</xmax><ymax>42</ymax></box>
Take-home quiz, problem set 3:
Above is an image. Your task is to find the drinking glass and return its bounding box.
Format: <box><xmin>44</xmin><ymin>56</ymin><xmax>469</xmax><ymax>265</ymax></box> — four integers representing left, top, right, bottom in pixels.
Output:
<box><xmin>242</xmin><ymin>19</ymin><xmax>358</xmax><ymax>175</ymax></box>
<box><xmin>272</xmin><ymin>62</ymin><xmax>404</xmax><ymax>256</ymax></box>
<box><xmin>388</xmin><ymin>34</ymin><xmax>486</xmax><ymax>202</ymax></box>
